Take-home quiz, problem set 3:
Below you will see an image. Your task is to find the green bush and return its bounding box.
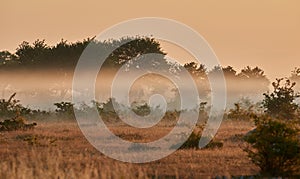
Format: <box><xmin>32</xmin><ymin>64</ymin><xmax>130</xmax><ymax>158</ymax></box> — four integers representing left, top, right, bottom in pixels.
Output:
<box><xmin>0</xmin><ymin>93</ymin><xmax>38</xmax><ymax>131</ymax></box>
<box><xmin>244</xmin><ymin>115</ymin><xmax>300</xmax><ymax>176</ymax></box>
<box><xmin>263</xmin><ymin>78</ymin><xmax>300</xmax><ymax>120</ymax></box>
<box><xmin>0</xmin><ymin>93</ymin><xmax>24</xmax><ymax>118</ymax></box>
<box><xmin>244</xmin><ymin>79</ymin><xmax>300</xmax><ymax>176</ymax></box>
<box><xmin>0</xmin><ymin>93</ymin><xmax>47</xmax><ymax>120</ymax></box>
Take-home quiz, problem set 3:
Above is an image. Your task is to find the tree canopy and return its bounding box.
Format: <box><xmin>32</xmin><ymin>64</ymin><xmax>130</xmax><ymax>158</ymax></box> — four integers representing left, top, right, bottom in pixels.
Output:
<box><xmin>0</xmin><ymin>37</ymin><xmax>166</xmax><ymax>71</ymax></box>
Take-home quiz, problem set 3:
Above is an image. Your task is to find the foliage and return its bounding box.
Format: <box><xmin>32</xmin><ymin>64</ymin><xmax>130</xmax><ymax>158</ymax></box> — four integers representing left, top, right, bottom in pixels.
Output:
<box><xmin>183</xmin><ymin>62</ymin><xmax>210</xmax><ymax>98</ymax></box>
<box><xmin>239</xmin><ymin>66</ymin><xmax>270</xmax><ymax>94</ymax></box>
<box><xmin>178</xmin><ymin>131</ymin><xmax>201</xmax><ymax>149</ymax></box>
<box><xmin>227</xmin><ymin>103</ymin><xmax>252</xmax><ymax>120</ymax></box>
<box><xmin>227</xmin><ymin>98</ymin><xmax>260</xmax><ymax>120</ymax></box>
<box><xmin>54</xmin><ymin>102</ymin><xmax>75</xmax><ymax>119</ymax></box>
<box><xmin>262</xmin><ymin>78</ymin><xmax>300</xmax><ymax>120</ymax></box>
<box><xmin>290</xmin><ymin>67</ymin><xmax>300</xmax><ymax>92</ymax></box>
<box><xmin>162</xmin><ymin>110</ymin><xmax>179</xmax><ymax>121</ymax></box>
<box><xmin>184</xmin><ymin>62</ymin><xmax>207</xmax><ymax>78</ymax></box>
<box><xmin>183</xmin><ymin>64</ymin><xmax>269</xmax><ymax>101</ymax></box>
<box><xmin>290</xmin><ymin>67</ymin><xmax>300</xmax><ymax>81</ymax></box>
<box><xmin>244</xmin><ymin>78</ymin><xmax>300</xmax><ymax>176</ymax></box>
<box><xmin>0</xmin><ymin>93</ymin><xmax>20</xmax><ymax>117</ymax></box>
<box><xmin>244</xmin><ymin>115</ymin><xmax>300</xmax><ymax>176</ymax></box>
<box><xmin>171</xmin><ymin>128</ymin><xmax>223</xmax><ymax>150</ymax></box>
<box><xmin>0</xmin><ymin>113</ymin><xmax>37</xmax><ymax>132</ymax></box>
<box><xmin>0</xmin><ymin>51</ymin><xmax>17</xmax><ymax>66</ymax></box>
<box><xmin>0</xmin><ymin>93</ymin><xmax>34</xmax><ymax>118</ymax></box>
<box><xmin>0</xmin><ymin>36</ymin><xmax>166</xmax><ymax>71</ymax></box>
<box><xmin>131</xmin><ymin>102</ymin><xmax>151</xmax><ymax>116</ymax></box>
<box><xmin>97</xmin><ymin>98</ymin><xmax>120</xmax><ymax>122</ymax></box>
<box><xmin>207</xmin><ymin>65</ymin><xmax>270</xmax><ymax>103</ymax></box>
<box><xmin>180</xmin><ymin>131</ymin><xmax>223</xmax><ymax>149</ymax></box>
<box><xmin>197</xmin><ymin>102</ymin><xmax>209</xmax><ymax>125</ymax></box>
<box><xmin>103</xmin><ymin>37</ymin><xmax>166</xmax><ymax>69</ymax></box>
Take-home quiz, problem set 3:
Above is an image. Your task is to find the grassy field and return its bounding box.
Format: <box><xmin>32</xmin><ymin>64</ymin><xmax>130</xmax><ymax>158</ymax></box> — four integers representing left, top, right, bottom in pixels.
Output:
<box><xmin>0</xmin><ymin>120</ymin><xmax>259</xmax><ymax>178</ymax></box>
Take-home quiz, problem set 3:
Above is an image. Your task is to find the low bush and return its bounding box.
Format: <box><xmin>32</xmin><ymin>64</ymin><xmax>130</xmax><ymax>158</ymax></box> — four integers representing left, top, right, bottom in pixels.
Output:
<box><xmin>263</xmin><ymin>78</ymin><xmax>300</xmax><ymax>120</ymax></box>
<box><xmin>244</xmin><ymin>114</ymin><xmax>300</xmax><ymax>176</ymax></box>
<box><xmin>243</xmin><ymin>79</ymin><xmax>300</xmax><ymax>176</ymax></box>
<box><xmin>0</xmin><ymin>93</ymin><xmax>49</xmax><ymax>120</ymax></box>
<box><xmin>171</xmin><ymin>129</ymin><xmax>223</xmax><ymax>150</ymax></box>
<box><xmin>227</xmin><ymin>98</ymin><xmax>260</xmax><ymax>121</ymax></box>
<box><xmin>54</xmin><ymin>101</ymin><xmax>75</xmax><ymax>120</ymax></box>
<box><xmin>0</xmin><ymin>93</ymin><xmax>25</xmax><ymax>118</ymax></box>
<box><xmin>0</xmin><ymin>113</ymin><xmax>37</xmax><ymax>132</ymax></box>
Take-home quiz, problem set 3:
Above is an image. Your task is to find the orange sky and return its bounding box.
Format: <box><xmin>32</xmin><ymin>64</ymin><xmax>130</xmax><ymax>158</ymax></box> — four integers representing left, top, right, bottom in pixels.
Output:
<box><xmin>1</xmin><ymin>0</ymin><xmax>300</xmax><ymax>80</ymax></box>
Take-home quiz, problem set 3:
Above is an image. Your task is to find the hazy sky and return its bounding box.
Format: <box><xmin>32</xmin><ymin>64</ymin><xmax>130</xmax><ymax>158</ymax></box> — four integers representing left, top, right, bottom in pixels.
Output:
<box><xmin>1</xmin><ymin>0</ymin><xmax>299</xmax><ymax>80</ymax></box>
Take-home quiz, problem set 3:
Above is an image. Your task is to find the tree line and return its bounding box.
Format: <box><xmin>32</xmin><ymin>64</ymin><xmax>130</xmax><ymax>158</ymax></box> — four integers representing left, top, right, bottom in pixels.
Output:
<box><xmin>0</xmin><ymin>37</ymin><xmax>300</xmax><ymax>101</ymax></box>
<box><xmin>0</xmin><ymin>37</ymin><xmax>165</xmax><ymax>70</ymax></box>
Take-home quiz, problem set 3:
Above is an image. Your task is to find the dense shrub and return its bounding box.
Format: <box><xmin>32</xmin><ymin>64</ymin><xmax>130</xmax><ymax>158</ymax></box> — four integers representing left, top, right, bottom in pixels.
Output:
<box><xmin>244</xmin><ymin>79</ymin><xmax>300</xmax><ymax>176</ymax></box>
<box><xmin>0</xmin><ymin>113</ymin><xmax>37</xmax><ymax>131</ymax></box>
<box><xmin>263</xmin><ymin>78</ymin><xmax>300</xmax><ymax>120</ymax></box>
<box><xmin>171</xmin><ymin>128</ymin><xmax>223</xmax><ymax>150</ymax></box>
<box><xmin>0</xmin><ymin>93</ymin><xmax>38</xmax><ymax>131</ymax></box>
<box><xmin>131</xmin><ymin>102</ymin><xmax>151</xmax><ymax>116</ymax></box>
<box><xmin>0</xmin><ymin>93</ymin><xmax>48</xmax><ymax>120</ymax></box>
<box><xmin>227</xmin><ymin>103</ymin><xmax>253</xmax><ymax>121</ymax></box>
<box><xmin>0</xmin><ymin>93</ymin><xmax>26</xmax><ymax>118</ymax></box>
<box><xmin>244</xmin><ymin>115</ymin><xmax>300</xmax><ymax>176</ymax></box>
<box><xmin>197</xmin><ymin>102</ymin><xmax>209</xmax><ymax>125</ymax></box>
<box><xmin>227</xmin><ymin>98</ymin><xmax>261</xmax><ymax>121</ymax></box>
<box><xmin>97</xmin><ymin>98</ymin><xmax>120</xmax><ymax>122</ymax></box>
<box><xmin>54</xmin><ymin>102</ymin><xmax>75</xmax><ymax>119</ymax></box>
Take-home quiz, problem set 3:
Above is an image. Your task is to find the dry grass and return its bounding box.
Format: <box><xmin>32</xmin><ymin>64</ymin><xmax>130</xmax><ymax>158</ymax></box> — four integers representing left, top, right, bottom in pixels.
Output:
<box><xmin>0</xmin><ymin>120</ymin><xmax>259</xmax><ymax>178</ymax></box>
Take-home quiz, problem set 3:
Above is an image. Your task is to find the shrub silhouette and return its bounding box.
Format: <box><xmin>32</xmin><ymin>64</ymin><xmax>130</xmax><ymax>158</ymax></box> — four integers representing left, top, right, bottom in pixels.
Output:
<box><xmin>227</xmin><ymin>102</ymin><xmax>254</xmax><ymax>121</ymax></box>
<box><xmin>0</xmin><ymin>93</ymin><xmax>20</xmax><ymax>117</ymax></box>
<box><xmin>0</xmin><ymin>93</ymin><xmax>36</xmax><ymax>118</ymax></box>
<box><xmin>263</xmin><ymin>78</ymin><xmax>300</xmax><ymax>120</ymax></box>
<box><xmin>244</xmin><ymin>115</ymin><xmax>300</xmax><ymax>176</ymax></box>
<box><xmin>171</xmin><ymin>128</ymin><xmax>223</xmax><ymax>150</ymax></box>
<box><xmin>131</xmin><ymin>102</ymin><xmax>151</xmax><ymax>117</ymax></box>
<box><xmin>0</xmin><ymin>112</ymin><xmax>37</xmax><ymax>131</ymax></box>
<box><xmin>54</xmin><ymin>102</ymin><xmax>75</xmax><ymax>119</ymax></box>
<box><xmin>244</xmin><ymin>79</ymin><xmax>300</xmax><ymax>176</ymax></box>
<box><xmin>97</xmin><ymin>98</ymin><xmax>120</xmax><ymax>122</ymax></box>
<box><xmin>0</xmin><ymin>93</ymin><xmax>37</xmax><ymax>131</ymax></box>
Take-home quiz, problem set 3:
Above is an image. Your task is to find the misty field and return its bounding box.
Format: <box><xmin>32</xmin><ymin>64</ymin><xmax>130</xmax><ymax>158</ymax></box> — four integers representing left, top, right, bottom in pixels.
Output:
<box><xmin>1</xmin><ymin>37</ymin><xmax>300</xmax><ymax>178</ymax></box>
<box><xmin>0</xmin><ymin>120</ymin><xmax>259</xmax><ymax>179</ymax></box>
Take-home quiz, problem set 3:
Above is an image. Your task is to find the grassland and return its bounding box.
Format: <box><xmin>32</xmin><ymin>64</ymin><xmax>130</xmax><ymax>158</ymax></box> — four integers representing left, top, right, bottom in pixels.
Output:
<box><xmin>0</xmin><ymin>120</ymin><xmax>259</xmax><ymax>178</ymax></box>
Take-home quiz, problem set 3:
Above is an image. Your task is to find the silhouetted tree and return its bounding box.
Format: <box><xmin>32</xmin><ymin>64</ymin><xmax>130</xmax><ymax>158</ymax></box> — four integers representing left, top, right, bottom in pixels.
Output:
<box><xmin>184</xmin><ymin>62</ymin><xmax>206</xmax><ymax>78</ymax></box>
<box><xmin>15</xmin><ymin>39</ymin><xmax>50</xmax><ymax>66</ymax></box>
<box><xmin>290</xmin><ymin>67</ymin><xmax>300</xmax><ymax>92</ymax></box>
<box><xmin>103</xmin><ymin>37</ymin><xmax>166</xmax><ymax>69</ymax></box>
<box><xmin>208</xmin><ymin>65</ymin><xmax>240</xmax><ymax>105</ymax></box>
<box><xmin>184</xmin><ymin>62</ymin><xmax>209</xmax><ymax>98</ymax></box>
<box><xmin>290</xmin><ymin>67</ymin><xmax>300</xmax><ymax>80</ymax></box>
<box><xmin>263</xmin><ymin>78</ymin><xmax>299</xmax><ymax>120</ymax></box>
<box><xmin>0</xmin><ymin>50</ymin><xmax>18</xmax><ymax>67</ymax></box>
<box><xmin>238</xmin><ymin>66</ymin><xmax>270</xmax><ymax>95</ymax></box>
<box><xmin>222</xmin><ymin>66</ymin><xmax>237</xmax><ymax>77</ymax></box>
<box><xmin>208</xmin><ymin>65</ymin><xmax>238</xmax><ymax>79</ymax></box>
